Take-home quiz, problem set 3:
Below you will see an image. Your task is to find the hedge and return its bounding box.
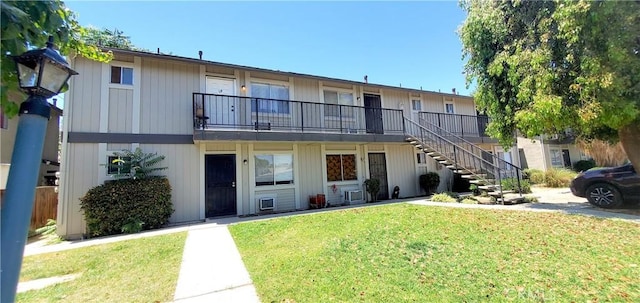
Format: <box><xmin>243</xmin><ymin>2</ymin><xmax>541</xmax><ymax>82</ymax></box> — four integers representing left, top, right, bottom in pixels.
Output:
<box><xmin>80</xmin><ymin>177</ymin><xmax>173</xmax><ymax>237</ymax></box>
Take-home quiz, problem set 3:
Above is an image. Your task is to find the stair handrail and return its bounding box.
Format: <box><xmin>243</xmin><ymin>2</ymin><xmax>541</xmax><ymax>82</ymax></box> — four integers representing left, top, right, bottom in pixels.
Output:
<box><xmin>404</xmin><ymin>118</ymin><xmax>522</xmax><ymax>197</ymax></box>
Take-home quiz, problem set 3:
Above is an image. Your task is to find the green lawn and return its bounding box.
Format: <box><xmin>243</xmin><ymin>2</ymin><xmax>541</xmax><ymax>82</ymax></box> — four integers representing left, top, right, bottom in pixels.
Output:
<box><xmin>18</xmin><ymin>232</ymin><xmax>187</xmax><ymax>303</ymax></box>
<box><xmin>230</xmin><ymin>204</ymin><xmax>640</xmax><ymax>302</ymax></box>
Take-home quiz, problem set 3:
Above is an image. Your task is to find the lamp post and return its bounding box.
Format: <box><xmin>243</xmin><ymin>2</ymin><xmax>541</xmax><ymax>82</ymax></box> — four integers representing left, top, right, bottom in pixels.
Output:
<box><xmin>1</xmin><ymin>36</ymin><xmax>78</xmax><ymax>302</ymax></box>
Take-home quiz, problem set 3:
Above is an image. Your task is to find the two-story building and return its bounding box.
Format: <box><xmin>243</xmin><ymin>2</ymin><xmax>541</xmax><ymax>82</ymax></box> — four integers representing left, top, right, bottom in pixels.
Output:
<box><xmin>57</xmin><ymin>48</ymin><xmax>519</xmax><ymax>239</ymax></box>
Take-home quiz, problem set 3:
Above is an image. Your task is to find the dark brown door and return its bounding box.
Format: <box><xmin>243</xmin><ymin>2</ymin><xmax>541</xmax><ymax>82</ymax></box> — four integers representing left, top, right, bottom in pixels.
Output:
<box><xmin>205</xmin><ymin>154</ymin><xmax>236</xmax><ymax>217</ymax></box>
<box><xmin>562</xmin><ymin>149</ymin><xmax>571</xmax><ymax>168</ymax></box>
<box><xmin>364</xmin><ymin>94</ymin><xmax>383</xmax><ymax>134</ymax></box>
<box><xmin>368</xmin><ymin>153</ymin><xmax>389</xmax><ymax>200</ymax></box>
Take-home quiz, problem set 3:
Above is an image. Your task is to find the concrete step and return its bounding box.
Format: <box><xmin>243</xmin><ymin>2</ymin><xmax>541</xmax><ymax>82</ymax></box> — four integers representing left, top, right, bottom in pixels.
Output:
<box><xmin>461</xmin><ymin>174</ymin><xmax>487</xmax><ymax>179</ymax></box>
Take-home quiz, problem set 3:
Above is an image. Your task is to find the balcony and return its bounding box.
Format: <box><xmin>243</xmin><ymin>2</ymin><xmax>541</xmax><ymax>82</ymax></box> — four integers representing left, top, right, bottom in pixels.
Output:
<box><xmin>418</xmin><ymin>112</ymin><xmax>496</xmax><ymax>143</ymax></box>
<box><xmin>192</xmin><ymin>93</ymin><xmax>406</xmax><ymax>142</ymax></box>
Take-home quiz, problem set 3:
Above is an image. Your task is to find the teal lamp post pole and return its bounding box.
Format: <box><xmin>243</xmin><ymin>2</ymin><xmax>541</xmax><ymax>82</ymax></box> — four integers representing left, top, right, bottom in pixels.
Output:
<box><xmin>1</xmin><ymin>36</ymin><xmax>77</xmax><ymax>302</ymax></box>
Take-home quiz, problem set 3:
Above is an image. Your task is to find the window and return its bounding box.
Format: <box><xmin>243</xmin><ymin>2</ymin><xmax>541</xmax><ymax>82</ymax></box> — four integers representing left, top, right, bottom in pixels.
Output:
<box><xmin>445</xmin><ymin>103</ymin><xmax>455</xmax><ymax>114</ymax></box>
<box><xmin>324</xmin><ymin>90</ymin><xmax>354</xmax><ymax>117</ymax></box>
<box><xmin>550</xmin><ymin>149</ymin><xmax>563</xmax><ymax>167</ymax></box>
<box><xmin>107</xmin><ymin>156</ymin><xmax>131</xmax><ymax>175</ymax></box>
<box><xmin>416</xmin><ymin>153</ymin><xmax>428</xmax><ymax>165</ymax></box>
<box><xmin>411</xmin><ymin>99</ymin><xmax>422</xmax><ymax>111</ymax></box>
<box><xmin>251</xmin><ymin>82</ymin><xmax>290</xmax><ymax>114</ymax></box>
<box><xmin>255</xmin><ymin>154</ymin><xmax>293</xmax><ymax>186</ymax></box>
<box><xmin>326</xmin><ymin>154</ymin><xmax>357</xmax><ymax>181</ymax></box>
<box><xmin>110</xmin><ymin>66</ymin><xmax>133</xmax><ymax>85</ymax></box>
<box><xmin>0</xmin><ymin>111</ymin><xmax>7</xmax><ymax>129</ymax></box>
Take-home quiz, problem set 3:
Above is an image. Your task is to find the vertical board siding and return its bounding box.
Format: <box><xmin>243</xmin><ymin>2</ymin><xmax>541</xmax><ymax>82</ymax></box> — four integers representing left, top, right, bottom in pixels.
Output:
<box><xmin>108</xmin><ymin>88</ymin><xmax>133</xmax><ymax>133</ymax></box>
<box><xmin>455</xmin><ymin>98</ymin><xmax>476</xmax><ymax>115</ymax></box>
<box><xmin>140</xmin><ymin>58</ymin><xmax>200</xmax><ymax>135</ymax></box>
<box><xmin>255</xmin><ymin>188</ymin><xmax>295</xmax><ymax>212</ymax></box>
<box><xmin>0</xmin><ymin>187</ymin><xmax>58</xmax><ymax>230</ymax></box>
<box><xmin>386</xmin><ymin>144</ymin><xmax>419</xmax><ymax>198</ymax></box>
<box><xmin>70</xmin><ymin>58</ymin><xmax>102</xmax><ymax>132</ymax></box>
<box><xmin>293</xmin><ymin>78</ymin><xmax>320</xmax><ymax>102</ymax></box>
<box><xmin>62</xmin><ymin>143</ymin><xmax>100</xmax><ymax>237</ymax></box>
<box><xmin>107</xmin><ymin>143</ymin><xmax>132</xmax><ymax>151</ymax></box>
<box><xmin>381</xmin><ymin>90</ymin><xmax>405</xmax><ymax>112</ymax></box>
<box><xmin>298</xmin><ymin>144</ymin><xmax>322</xmax><ymax>208</ymax></box>
<box><xmin>140</xmin><ymin>144</ymin><xmax>201</xmax><ymax>223</ymax></box>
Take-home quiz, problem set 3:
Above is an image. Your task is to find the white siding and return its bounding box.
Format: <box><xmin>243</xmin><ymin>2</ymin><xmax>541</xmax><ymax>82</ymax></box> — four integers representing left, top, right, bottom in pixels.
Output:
<box><xmin>385</xmin><ymin>144</ymin><xmax>419</xmax><ymax>198</ymax></box>
<box><xmin>69</xmin><ymin>57</ymin><xmax>102</xmax><ymax>132</ymax></box>
<box><xmin>140</xmin><ymin>58</ymin><xmax>200</xmax><ymax>134</ymax></box>
<box><xmin>294</xmin><ymin>78</ymin><xmax>320</xmax><ymax>102</ymax></box>
<box><xmin>140</xmin><ymin>144</ymin><xmax>201</xmax><ymax>223</ymax></box>
<box><xmin>58</xmin><ymin>143</ymin><xmax>100</xmax><ymax>238</ymax></box>
<box><xmin>298</xmin><ymin>144</ymin><xmax>322</xmax><ymax>208</ymax></box>
<box><xmin>108</xmin><ymin>88</ymin><xmax>133</xmax><ymax>133</ymax></box>
<box><xmin>255</xmin><ymin>188</ymin><xmax>296</xmax><ymax>212</ymax></box>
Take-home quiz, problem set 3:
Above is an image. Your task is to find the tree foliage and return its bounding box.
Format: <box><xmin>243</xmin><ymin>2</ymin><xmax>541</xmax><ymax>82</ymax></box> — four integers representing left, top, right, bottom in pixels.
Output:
<box><xmin>106</xmin><ymin>148</ymin><xmax>167</xmax><ymax>180</ymax></box>
<box><xmin>459</xmin><ymin>0</ymin><xmax>640</xmax><ymax>169</ymax></box>
<box><xmin>1</xmin><ymin>0</ymin><xmax>112</xmax><ymax>117</ymax></box>
<box><xmin>81</xmin><ymin>27</ymin><xmax>140</xmax><ymax>50</ymax></box>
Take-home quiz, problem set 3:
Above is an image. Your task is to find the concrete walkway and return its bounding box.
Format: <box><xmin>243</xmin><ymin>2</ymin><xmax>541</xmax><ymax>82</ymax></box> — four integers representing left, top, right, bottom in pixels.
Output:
<box><xmin>172</xmin><ymin>224</ymin><xmax>259</xmax><ymax>302</ymax></box>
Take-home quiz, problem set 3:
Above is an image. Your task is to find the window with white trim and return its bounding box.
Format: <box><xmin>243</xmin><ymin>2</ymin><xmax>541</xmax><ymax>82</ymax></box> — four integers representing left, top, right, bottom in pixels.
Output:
<box><xmin>445</xmin><ymin>103</ymin><xmax>455</xmax><ymax>114</ymax></box>
<box><xmin>416</xmin><ymin>153</ymin><xmax>428</xmax><ymax>166</ymax></box>
<box><xmin>251</xmin><ymin>82</ymin><xmax>290</xmax><ymax>114</ymax></box>
<box><xmin>110</xmin><ymin>66</ymin><xmax>133</xmax><ymax>85</ymax></box>
<box><xmin>411</xmin><ymin>99</ymin><xmax>422</xmax><ymax>111</ymax></box>
<box><xmin>549</xmin><ymin>149</ymin><xmax>563</xmax><ymax>167</ymax></box>
<box><xmin>326</xmin><ymin>154</ymin><xmax>357</xmax><ymax>182</ymax></box>
<box><xmin>107</xmin><ymin>155</ymin><xmax>131</xmax><ymax>175</ymax></box>
<box><xmin>255</xmin><ymin>154</ymin><xmax>294</xmax><ymax>186</ymax></box>
<box><xmin>324</xmin><ymin>90</ymin><xmax>354</xmax><ymax>117</ymax></box>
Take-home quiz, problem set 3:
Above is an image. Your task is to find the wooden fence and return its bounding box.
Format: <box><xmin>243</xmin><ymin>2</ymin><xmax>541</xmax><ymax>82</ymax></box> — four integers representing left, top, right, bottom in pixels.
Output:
<box><xmin>0</xmin><ymin>186</ymin><xmax>58</xmax><ymax>230</ymax></box>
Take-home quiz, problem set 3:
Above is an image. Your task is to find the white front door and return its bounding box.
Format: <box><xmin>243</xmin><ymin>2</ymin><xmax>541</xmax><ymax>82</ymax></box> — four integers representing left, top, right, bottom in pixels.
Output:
<box><xmin>206</xmin><ymin>77</ymin><xmax>237</xmax><ymax>126</ymax></box>
<box><xmin>411</xmin><ymin>99</ymin><xmax>422</xmax><ymax>122</ymax></box>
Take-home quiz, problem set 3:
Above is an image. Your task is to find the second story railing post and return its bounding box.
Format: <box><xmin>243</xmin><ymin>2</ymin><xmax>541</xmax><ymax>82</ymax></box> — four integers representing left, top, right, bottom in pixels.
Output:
<box><xmin>460</xmin><ymin>115</ymin><xmax>464</xmax><ymax>137</ymax></box>
<box><xmin>339</xmin><ymin>105</ymin><xmax>343</xmax><ymax>133</ymax></box>
<box><xmin>300</xmin><ymin>102</ymin><xmax>304</xmax><ymax>132</ymax></box>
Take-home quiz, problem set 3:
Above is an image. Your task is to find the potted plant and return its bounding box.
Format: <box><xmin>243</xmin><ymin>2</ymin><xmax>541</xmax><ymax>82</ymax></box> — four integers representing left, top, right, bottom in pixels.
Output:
<box><xmin>419</xmin><ymin>172</ymin><xmax>440</xmax><ymax>195</ymax></box>
<box><xmin>363</xmin><ymin>178</ymin><xmax>381</xmax><ymax>202</ymax></box>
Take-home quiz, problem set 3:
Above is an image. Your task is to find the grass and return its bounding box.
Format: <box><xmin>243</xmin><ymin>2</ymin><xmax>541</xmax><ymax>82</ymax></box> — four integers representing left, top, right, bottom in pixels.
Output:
<box><xmin>230</xmin><ymin>204</ymin><xmax>640</xmax><ymax>302</ymax></box>
<box><xmin>17</xmin><ymin>232</ymin><xmax>187</xmax><ymax>302</ymax></box>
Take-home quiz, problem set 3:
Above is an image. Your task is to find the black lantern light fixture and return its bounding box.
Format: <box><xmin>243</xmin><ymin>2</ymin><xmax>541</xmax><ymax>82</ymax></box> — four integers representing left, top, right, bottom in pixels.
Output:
<box><xmin>1</xmin><ymin>36</ymin><xmax>78</xmax><ymax>303</ymax></box>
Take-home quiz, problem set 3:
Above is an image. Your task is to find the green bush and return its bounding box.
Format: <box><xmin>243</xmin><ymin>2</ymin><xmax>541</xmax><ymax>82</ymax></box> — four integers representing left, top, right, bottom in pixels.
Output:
<box><xmin>500</xmin><ymin>178</ymin><xmax>532</xmax><ymax>194</ymax></box>
<box><xmin>525</xmin><ymin>169</ymin><xmax>545</xmax><ymax>184</ymax></box>
<box><xmin>544</xmin><ymin>169</ymin><xmax>577</xmax><ymax>188</ymax></box>
<box><xmin>431</xmin><ymin>192</ymin><xmax>457</xmax><ymax>203</ymax></box>
<box><xmin>80</xmin><ymin>177</ymin><xmax>174</xmax><ymax>237</ymax></box>
<box><xmin>573</xmin><ymin>159</ymin><xmax>596</xmax><ymax>172</ymax></box>
<box><xmin>363</xmin><ymin>178</ymin><xmax>381</xmax><ymax>202</ymax></box>
<box><xmin>419</xmin><ymin>172</ymin><xmax>440</xmax><ymax>194</ymax></box>
<box><xmin>460</xmin><ymin>198</ymin><xmax>478</xmax><ymax>204</ymax></box>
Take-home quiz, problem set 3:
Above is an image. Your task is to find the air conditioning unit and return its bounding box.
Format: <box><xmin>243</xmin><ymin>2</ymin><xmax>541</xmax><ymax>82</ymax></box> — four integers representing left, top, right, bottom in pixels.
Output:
<box><xmin>344</xmin><ymin>190</ymin><xmax>364</xmax><ymax>203</ymax></box>
<box><xmin>258</xmin><ymin>197</ymin><xmax>275</xmax><ymax>210</ymax></box>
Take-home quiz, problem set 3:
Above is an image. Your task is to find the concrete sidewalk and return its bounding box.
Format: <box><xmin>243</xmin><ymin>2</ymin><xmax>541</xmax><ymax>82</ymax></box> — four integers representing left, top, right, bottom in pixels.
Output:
<box><xmin>172</xmin><ymin>224</ymin><xmax>260</xmax><ymax>303</ymax></box>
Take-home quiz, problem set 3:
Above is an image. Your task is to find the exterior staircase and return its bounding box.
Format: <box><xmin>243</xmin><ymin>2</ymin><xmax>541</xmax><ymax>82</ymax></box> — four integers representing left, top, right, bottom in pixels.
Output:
<box><xmin>404</xmin><ymin>118</ymin><xmax>524</xmax><ymax>204</ymax></box>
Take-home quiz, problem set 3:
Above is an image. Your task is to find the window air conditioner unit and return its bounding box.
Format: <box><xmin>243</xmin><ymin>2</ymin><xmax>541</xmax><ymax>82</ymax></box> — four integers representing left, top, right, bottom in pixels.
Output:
<box><xmin>344</xmin><ymin>190</ymin><xmax>364</xmax><ymax>203</ymax></box>
<box><xmin>259</xmin><ymin>197</ymin><xmax>275</xmax><ymax>210</ymax></box>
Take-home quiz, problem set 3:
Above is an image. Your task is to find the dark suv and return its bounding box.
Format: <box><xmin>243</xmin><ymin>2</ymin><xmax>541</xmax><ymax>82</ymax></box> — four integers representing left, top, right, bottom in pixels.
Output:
<box><xmin>570</xmin><ymin>164</ymin><xmax>640</xmax><ymax>208</ymax></box>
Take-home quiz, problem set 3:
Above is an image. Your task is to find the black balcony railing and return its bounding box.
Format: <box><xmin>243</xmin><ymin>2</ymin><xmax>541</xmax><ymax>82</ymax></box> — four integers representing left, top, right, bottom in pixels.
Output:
<box><xmin>418</xmin><ymin>112</ymin><xmax>490</xmax><ymax>138</ymax></box>
<box><xmin>193</xmin><ymin>93</ymin><xmax>404</xmax><ymax>135</ymax></box>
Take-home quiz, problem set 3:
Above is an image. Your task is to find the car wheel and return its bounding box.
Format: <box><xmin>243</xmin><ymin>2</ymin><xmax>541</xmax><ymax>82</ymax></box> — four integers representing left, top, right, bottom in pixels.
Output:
<box><xmin>586</xmin><ymin>183</ymin><xmax>623</xmax><ymax>208</ymax></box>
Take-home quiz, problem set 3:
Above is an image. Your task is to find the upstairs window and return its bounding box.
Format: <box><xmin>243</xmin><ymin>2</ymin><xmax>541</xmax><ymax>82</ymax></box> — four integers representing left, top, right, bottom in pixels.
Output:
<box><xmin>411</xmin><ymin>99</ymin><xmax>422</xmax><ymax>111</ymax></box>
<box><xmin>110</xmin><ymin>66</ymin><xmax>133</xmax><ymax>85</ymax></box>
<box><xmin>251</xmin><ymin>82</ymin><xmax>290</xmax><ymax>114</ymax></box>
<box><xmin>324</xmin><ymin>90</ymin><xmax>354</xmax><ymax>117</ymax></box>
<box><xmin>445</xmin><ymin>103</ymin><xmax>455</xmax><ymax>114</ymax></box>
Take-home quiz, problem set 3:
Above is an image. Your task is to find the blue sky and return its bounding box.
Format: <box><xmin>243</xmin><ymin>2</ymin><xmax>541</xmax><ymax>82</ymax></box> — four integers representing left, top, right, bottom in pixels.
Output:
<box><xmin>66</xmin><ymin>1</ymin><xmax>471</xmax><ymax>96</ymax></box>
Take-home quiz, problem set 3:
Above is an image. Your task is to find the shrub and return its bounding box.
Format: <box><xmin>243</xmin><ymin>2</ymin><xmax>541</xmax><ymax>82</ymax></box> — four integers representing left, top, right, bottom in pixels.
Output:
<box><xmin>500</xmin><ymin>178</ymin><xmax>532</xmax><ymax>194</ymax></box>
<box><xmin>363</xmin><ymin>178</ymin><xmax>381</xmax><ymax>202</ymax></box>
<box><xmin>523</xmin><ymin>196</ymin><xmax>539</xmax><ymax>203</ymax></box>
<box><xmin>419</xmin><ymin>172</ymin><xmax>440</xmax><ymax>194</ymax></box>
<box><xmin>461</xmin><ymin>197</ymin><xmax>478</xmax><ymax>204</ymax></box>
<box><xmin>544</xmin><ymin>169</ymin><xmax>577</xmax><ymax>188</ymax></box>
<box><xmin>431</xmin><ymin>192</ymin><xmax>457</xmax><ymax>203</ymax></box>
<box><xmin>80</xmin><ymin>177</ymin><xmax>173</xmax><ymax>237</ymax></box>
<box><xmin>573</xmin><ymin>159</ymin><xmax>596</xmax><ymax>172</ymax></box>
<box><xmin>525</xmin><ymin>169</ymin><xmax>545</xmax><ymax>184</ymax></box>
<box><xmin>469</xmin><ymin>184</ymin><xmax>480</xmax><ymax>196</ymax></box>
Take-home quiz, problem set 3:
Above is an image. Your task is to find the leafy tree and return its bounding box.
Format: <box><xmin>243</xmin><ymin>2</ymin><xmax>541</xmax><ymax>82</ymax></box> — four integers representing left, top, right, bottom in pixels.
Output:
<box><xmin>81</xmin><ymin>27</ymin><xmax>139</xmax><ymax>50</ymax></box>
<box><xmin>1</xmin><ymin>0</ymin><xmax>112</xmax><ymax>117</ymax></box>
<box><xmin>106</xmin><ymin>148</ymin><xmax>167</xmax><ymax>180</ymax></box>
<box><xmin>459</xmin><ymin>0</ymin><xmax>640</xmax><ymax>170</ymax></box>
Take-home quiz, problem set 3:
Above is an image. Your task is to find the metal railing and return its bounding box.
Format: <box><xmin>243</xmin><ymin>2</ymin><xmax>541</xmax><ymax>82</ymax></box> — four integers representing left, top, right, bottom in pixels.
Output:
<box><xmin>418</xmin><ymin>112</ymin><xmax>490</xmax><ymax>137</ymax></box>
<box><xmin>405</xmin><ymin>117</ymin><xmax>522</xmax><ymax>196</ymax></box>
<box><xmin>193</xmin><ymin>93</ymin><xmax>404</xmax><ymax>135</ymax></box>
